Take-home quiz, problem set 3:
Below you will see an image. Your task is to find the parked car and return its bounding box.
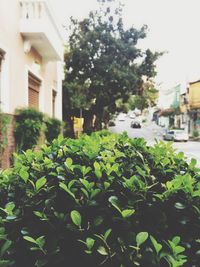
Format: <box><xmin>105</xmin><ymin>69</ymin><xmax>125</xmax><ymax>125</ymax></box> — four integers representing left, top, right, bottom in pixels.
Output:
<box><xmin>117</xmin><ymin>113</ymin><xmax>126</xmax><ymax>121</ymax></box>
<box><xmin>131</xmin><ymin>120</ymin><xmax>141</xmax><ymax>128</ymax></box>
<box><xmin>128</xmin><ymin>112</ymin><xmax>136</xmax><ymax>119</ymax></box>
<box><xmin>163</xmin><ymin>129</ymin><xmax>189</xmax><ymax>142</ymax></box>
<box><xmin>108</xmin><ymin>120</ymin><xmax>116</xmax><ymax>127</ymax></box>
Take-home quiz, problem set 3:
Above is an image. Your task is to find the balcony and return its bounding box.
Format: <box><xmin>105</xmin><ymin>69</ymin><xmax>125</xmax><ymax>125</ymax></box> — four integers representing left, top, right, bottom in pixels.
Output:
<box><xmin>20</xmin><ymin>0</ymin><xmax>63</xmax><ymax>61</ymax></box>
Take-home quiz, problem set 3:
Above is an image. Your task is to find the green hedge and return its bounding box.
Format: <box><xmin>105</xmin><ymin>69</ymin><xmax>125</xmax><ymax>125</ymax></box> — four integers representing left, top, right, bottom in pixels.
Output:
<box><xmin>14</xmin><ymin>108</ymin><xmax>62</xmax><ymax>152</ymax></box>
<box><xmin>0</xmin><ymin>131</ymin><xmax>200</xmax><ymax>267</ymax></box>
<box><xmin>44</xmin><ymin>117</ymin><xmax>62</xmax><ymax>143</ymax></box>
<box><xmin>14</xmin><ymin>108</ymin><xmax>44</xmax><ymax>151</ymax></box>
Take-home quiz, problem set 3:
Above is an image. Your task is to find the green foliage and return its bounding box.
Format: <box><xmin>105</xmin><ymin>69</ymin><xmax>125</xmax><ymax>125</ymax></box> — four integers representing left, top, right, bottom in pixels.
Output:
<box><xmin>44</xmin><ymin>117</ymin><xmax>62</xmax><ymax>143</ymax></box>
<box><xmin>0</xmin><ymin>111</ymin><xmax>11</xmax><ymax>157</ymax></box>
<box><xmin>14</xmin><ymin>108</ymin><xmax>44</xmax><ymax>151</ymax></box>
<box><xmin>0</xmin><ymin>131</ymin><xmax>199</xmax><ymax>266</ymax></box>
<box><xmin>128</xmin><ymin>80</ymin><xmax>158</xmax><ymax>111</ymax></box>
<box><xmin>14</xmin><ymin>108</ymin><xmax>63</xmax><ymax>151</ymax></box>
<box><xmin>192</xmin><ymin>129</ymin><xmax>199</xmax><ymax>138</ymax></box>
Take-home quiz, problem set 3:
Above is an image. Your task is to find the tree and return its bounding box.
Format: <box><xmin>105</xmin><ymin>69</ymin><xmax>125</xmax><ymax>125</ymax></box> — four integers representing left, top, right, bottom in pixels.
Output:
<box><xmin>63</xmin><ymin>0</ymin><xmax>161</xmax><ymax>133</ymax></box>
<box><xmin>128</xmin><ymin>79</ymin><xmax>159</xmax><ymax>112</ymax></box>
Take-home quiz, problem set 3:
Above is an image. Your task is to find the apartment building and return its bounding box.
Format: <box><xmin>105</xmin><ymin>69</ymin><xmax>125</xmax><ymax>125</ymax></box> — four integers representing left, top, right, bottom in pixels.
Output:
<box><xmin>0</xmin><ymin>0</ymin><xmax>64</xmax><ymax>167</ymax></box>
<box><xmin>188</xmin><ymin>80</ymin><xmax>200</xmax><ymax>133</ymax></box>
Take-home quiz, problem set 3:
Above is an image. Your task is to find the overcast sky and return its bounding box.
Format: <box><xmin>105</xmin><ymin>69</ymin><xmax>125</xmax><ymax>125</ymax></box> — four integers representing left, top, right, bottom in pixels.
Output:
<box><xmin>50</xmin><ymin>0</ymin><xmax>200</xmax><ymax>97</ymax></box>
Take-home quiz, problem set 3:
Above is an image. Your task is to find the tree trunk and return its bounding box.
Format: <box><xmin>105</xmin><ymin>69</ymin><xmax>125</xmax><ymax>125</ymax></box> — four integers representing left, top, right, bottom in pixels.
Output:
<box><xmin>64</xmin><ymin>114</ymin><xmax>75</xmax><ymax>138</ymax></box>
<box><xmin>94</xmin><ymin>114</ymin><xmax>102</xmax><ymax>131</ymax></box>
<box><xmin>103</xmin><ymin>119</ymin><xmax>109</xmax><ymax>129</ymax></box>
<box><xmin>83</xmin><ymin>111</ymin><xmax>94</xmax><ymax>134</ymax></box>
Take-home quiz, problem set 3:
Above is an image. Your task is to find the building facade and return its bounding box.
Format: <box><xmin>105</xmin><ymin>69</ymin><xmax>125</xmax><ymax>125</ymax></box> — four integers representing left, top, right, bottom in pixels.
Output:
<box><xmin>188</xmin><ymin>80</ymin><xmax>200</xmax><ymax>134</ymax></box>
<box><xmin>0</xmin><ymin>0</ymin><xmax>64</xmax><ymax>117</ymax></box>
<box><xmin>0</xmin><ymin>0</ymin><xmax>64</xmax><ymax>167</ymax></box>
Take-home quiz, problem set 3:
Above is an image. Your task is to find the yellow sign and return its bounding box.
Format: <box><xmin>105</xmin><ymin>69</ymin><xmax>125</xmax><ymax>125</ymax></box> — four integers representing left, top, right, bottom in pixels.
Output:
<box><xmin>73</xmin><ymin>117</ymin><xmax>84</xmax><ymax>137</ymax></box>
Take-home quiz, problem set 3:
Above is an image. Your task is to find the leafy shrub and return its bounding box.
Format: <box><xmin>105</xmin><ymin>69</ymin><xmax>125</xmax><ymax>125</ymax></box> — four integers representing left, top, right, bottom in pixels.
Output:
<box><xmin>0</xmin><ymin>111</ymin><xmax>11</xmax><ymax>155</ymax></box>
<box><xmin>44</xmin><ymin>117</ymin><xmax>62</xmax><ymax>143</ymax></box>
<box><xmin>0</xmin><ymin>131</ymin><xmax>200</xmax><ymax>267</ymax></box>
<box><xmin>14</xmin><ymin>108</ymin><xmax>44</xmax><ymax>151</ymax></box>
<box><xmin>192</xmin><ymin>129</ymin><xmax>199</xmax><ymax>138</ymax></box>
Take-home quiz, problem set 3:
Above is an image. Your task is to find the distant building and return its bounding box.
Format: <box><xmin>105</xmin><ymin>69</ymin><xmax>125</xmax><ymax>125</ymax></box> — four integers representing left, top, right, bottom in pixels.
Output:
<box><xmin>158</xmin><ymin>84</ymin><xmax>181</xmax><ymax>129</ymax></box>
<box><xmin>188</xmin><ymin>80</ymin><xmax>200</xmax><ymax>134</ymax></box>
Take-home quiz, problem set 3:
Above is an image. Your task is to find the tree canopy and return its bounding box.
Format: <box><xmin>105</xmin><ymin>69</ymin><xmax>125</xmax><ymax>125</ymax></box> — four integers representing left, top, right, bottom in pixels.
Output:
<box><xmin>63</xmin><ymin>0</ymin><xmax>161</xmax><ymax>132</ymax></box>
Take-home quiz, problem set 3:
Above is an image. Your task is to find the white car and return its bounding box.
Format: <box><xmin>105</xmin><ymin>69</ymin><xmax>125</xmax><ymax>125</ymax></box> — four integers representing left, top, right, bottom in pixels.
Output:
<box><xmin>117</xmin><ymin>113</ymin><xmax>126</xmax><ymax>121</ymax></box>
<box><xmin>164</xmin><ymin>129</ymin><xmax>189</xmax><ymax>142</ymax></box>
<box><xmin>128</xmin><ymin>111</ymin><xmax>136</xmax><ymax>119</ymax></box>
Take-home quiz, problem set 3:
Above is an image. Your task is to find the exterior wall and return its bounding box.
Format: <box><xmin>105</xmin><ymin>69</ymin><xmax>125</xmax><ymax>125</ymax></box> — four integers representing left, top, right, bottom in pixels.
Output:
<box><xmin>0</xmin><ymin>0</ymin><xmax>63</xmax><ymax>120</ymax></box>
<box><xmin>187</xmin><ymin>81</ymin><xmax>200</xmax><ymax>135</ymax></box>
<box><xmin>158</xmin><ymin>116</ymin><xmax>169</xmax><ymax>128</ymax></box>
<box><xmin>0</xmin><ymin>114</ymin><xmax>15</xmax><ymax>169</ymax></box>
<box><xmin>189</xmin><ymin>81</ymin><xmax>200</xmax><ymax>110</ymax></box>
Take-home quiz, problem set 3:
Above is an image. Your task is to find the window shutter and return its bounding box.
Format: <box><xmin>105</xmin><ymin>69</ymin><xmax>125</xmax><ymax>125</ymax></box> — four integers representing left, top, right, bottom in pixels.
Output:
<box><xmin>28</xmin><ymin>73</ymin><xmax>41</xmax><ymax>109</ymax></box>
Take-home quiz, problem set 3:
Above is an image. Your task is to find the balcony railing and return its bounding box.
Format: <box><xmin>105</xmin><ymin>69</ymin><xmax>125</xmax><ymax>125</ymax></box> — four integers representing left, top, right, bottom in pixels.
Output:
<box><xmin>20</xmin><ymin>0</ymin><xmax>63</xmax><ymax>61</ymax></box>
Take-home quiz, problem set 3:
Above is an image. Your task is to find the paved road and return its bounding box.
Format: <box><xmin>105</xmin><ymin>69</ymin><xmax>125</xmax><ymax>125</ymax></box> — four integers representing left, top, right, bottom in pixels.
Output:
<box><xmin>109</xmin><ymin>116</ymin><xmax>200</xmax><ymax>165</ymax></box>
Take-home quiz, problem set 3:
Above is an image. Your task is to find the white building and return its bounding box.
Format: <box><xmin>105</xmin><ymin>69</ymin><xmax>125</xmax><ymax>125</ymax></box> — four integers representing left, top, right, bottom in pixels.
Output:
<box><xmin>0</xmin><ymin>0</ymin><xmax>64</xmax><ymax>118</ymax></box>
<box><xmin>0</xmin><ymin>0</ymin><xmax>64</xmax><ymax>167</ymax></box>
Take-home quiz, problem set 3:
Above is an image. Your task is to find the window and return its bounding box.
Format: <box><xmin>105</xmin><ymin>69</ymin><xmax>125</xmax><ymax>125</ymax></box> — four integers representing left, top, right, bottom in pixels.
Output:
<box><xmin>28</xmin><ymin>72</ymin><xmax>41</xmax><ymax>109</ymax></box>
<box><xmin>0</xmin><ymin>49</ymin><xmax>5</xmax><ymax>71</ymax></box>
<box><xmin>52</xmin><ymin>89</ymin><xmax>57</xmax><ymax>117</ymax></box>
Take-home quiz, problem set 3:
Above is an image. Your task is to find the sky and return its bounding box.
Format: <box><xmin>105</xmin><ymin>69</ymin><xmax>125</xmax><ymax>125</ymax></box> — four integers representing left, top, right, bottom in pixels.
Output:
<box><xmin>50</xmin><ymin>0</ymin><xmax>200</xmax><ymax>106</ymax></box>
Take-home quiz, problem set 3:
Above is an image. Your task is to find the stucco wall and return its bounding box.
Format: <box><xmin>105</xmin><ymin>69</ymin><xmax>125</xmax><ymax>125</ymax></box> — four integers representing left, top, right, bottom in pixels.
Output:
<box><xmin>189</xmin><ymin>81</ymin><xmax>200</xmax><ymax>110</ymax></box>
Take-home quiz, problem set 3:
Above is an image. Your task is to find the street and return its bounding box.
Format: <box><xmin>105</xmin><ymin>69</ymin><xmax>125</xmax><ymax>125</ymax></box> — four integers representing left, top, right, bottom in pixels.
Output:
<box><xmin>109</xmin><ymin>116</ymin><xmax>200</xmax><ymax>166</ymax></box>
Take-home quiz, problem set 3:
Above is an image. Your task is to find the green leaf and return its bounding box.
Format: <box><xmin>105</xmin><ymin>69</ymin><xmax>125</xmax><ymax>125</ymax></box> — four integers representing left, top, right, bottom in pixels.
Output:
<box><xmin>136</xmin><ymin>232</ymin><xmax>149</xmax><ymax>247</ymax></box>
<box><xmin>90</xmin><ymin>189</ymin><xmax>101</xmax><ymax>199</ymax></box>
<box><xmin>80</xmin><ymin>179</ymin><xmax>90</xmax><ymax>190</ymax></box>
<box><xmin>68</xmin><ymin>179</ymin><xmax>76</xmax><ymax>189</ymax></box>
<box><xmin>65</xmin><ymin>158</ymin><xmax>73</xmax><ymax>169</ymax></box>
<box><xmin>23</xmin><ymin>236</ymin><xmax>37</xmax><ymax>244</ymax></box>
<box><xmin>81</xmin><ymin>188</ymin><xmax>89</xmax><ymax>198</ymax></box>
<box><xmin>86</xmin><ymin>238</ymin><xmax>95</xmax><ymax>250</ymax></box>
<box><xmin>94</xmin><ymin>161</ymin><xmax>100</xmax><ymax>170</ymax></box>
<box><xmin>104</xmin><ymin>182</ymin><xmax>110</xmax><ymax>190</ymax></box>
<box><xmin>97</xmin><ymin>246</ymin><xmax>108</xmax><ymax>255</ymax></box>
<box><xmin>59</xmin><ymin>182</ymin><xmax>76</xmax><ymax>199</ymax></box>
<box><xmin>5</xmin><ymin>202</ymin><xmax>15</xmax><ymax>214</ymax></box>
<box><xmin>94</xmin><ymin>162</ymin><xmax>102</xmax><ymax>178</ymax></box>
<box><xmin>122</xmin><ymin>209</ymin><xmax>135</xmax><ymax>218</ymax></box>
<box><xmin>108</xmin><ymin>196</ymin><xmax>121</xmax><ymax>213</ymax></box>
<box><xmin>36</xmin><ymin>236</ymin><xmax>45</xmax><ymax>248</ymax></box>
<box><xmin>174</xmin><ymin>246</ymin><xmax>185</xmax><ymax>254</ymax></box>
<box><xmin>36</xmin><ymin>177</ymin><xmax>47</xmax><ymax>191</ymax></box>
<box><xmin>104</xmin><ymin>229</ymin><xmax>112</xmax><ymax>241</ymax></box>
<box><xmin>70</xmin><ymin>210</ymin><xmax>82</xmax><ymax>227</ymax></box>
<box><xmin>19</xmin><ymin>168</ymin><xmax>29</xmax><ymax>183</ymax></box>
<box><xmin>94</xmin><ymin>216</ymin><xmax>104</xmax><ymax>226</ymax></box>
<box><xmin>150</xmin><ymin>236</ymin><xmax>162</xmax><ymax>254</ymax></box>
<box><xmin>85</xmin><ymin>250</ymin><xmax>92</xmax><ymax>254</ymax></box>
<box><xmin>0</xmin><ymin>240</ymin><xmax>12</xmax><ymax>257</ymax></box>
<box><xmin>6</xmin><ymin>215</ymin><xmax>17</xmax><ymax>220</ymax></box>
<box><xmin>33</xmin><ymin>211</ymin><xmax>48</xmax><ymax>221</ymax></box>
<box><xmin>190</xmin><ymin>158</ymin><xmax>197</xmax><ymax>167</ymax></box>
<box><xmin>172</xmin><ymin>236</ymin><xmax>180</xmax><ymax>246</ymax></box>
